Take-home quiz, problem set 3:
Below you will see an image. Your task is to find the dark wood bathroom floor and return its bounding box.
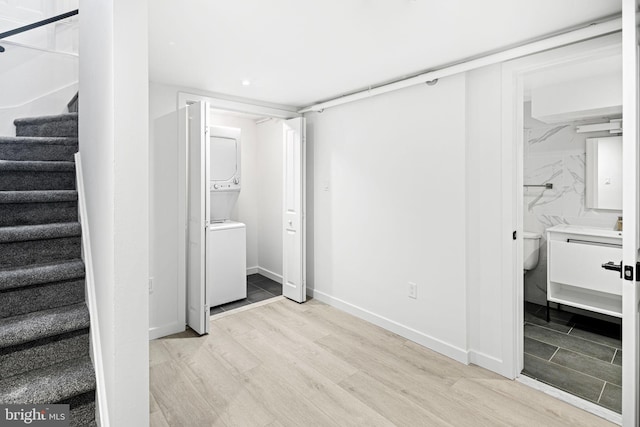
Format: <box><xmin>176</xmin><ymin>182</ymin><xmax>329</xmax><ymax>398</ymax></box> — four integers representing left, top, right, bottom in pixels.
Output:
<box><xmin>522</xmin><ymin>303</ymin><xmax>622</xmax><ymax>413</ymax></box>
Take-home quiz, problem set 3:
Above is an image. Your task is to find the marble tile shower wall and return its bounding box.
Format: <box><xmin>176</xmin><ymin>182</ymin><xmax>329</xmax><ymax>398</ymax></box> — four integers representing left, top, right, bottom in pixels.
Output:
<box><xmin>523</xmin><ymin>103</ymin><xmax>621</xmax><ymax>305</ymax></box>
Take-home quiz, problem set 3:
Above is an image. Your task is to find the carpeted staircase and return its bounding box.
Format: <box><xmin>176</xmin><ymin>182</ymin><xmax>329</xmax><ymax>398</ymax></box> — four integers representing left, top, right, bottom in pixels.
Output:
<box><xmin>0</xmin><ymin>112</ymin><xmax>97</xmax><ymax>426</ymax></box>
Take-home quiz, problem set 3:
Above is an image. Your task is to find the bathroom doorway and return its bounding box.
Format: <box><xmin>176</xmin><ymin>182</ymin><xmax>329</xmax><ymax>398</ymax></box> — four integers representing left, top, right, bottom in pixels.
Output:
<box><xmin>502</xmin><ymin>32</ymin><xmax>634</xmax><ymax>424</ymax></box>
<box><xmin>519</xmin><ymin>76</ymin><xmax>623</xmax><ymax>414</ymax></box>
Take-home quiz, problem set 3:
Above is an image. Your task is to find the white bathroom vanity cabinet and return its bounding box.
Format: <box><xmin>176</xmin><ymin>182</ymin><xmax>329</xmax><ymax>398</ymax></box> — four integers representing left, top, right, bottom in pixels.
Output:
<box><xmin>547</xmin><ymin>224</ymin><xmax>623</xmax><ymax>318</ymax></box>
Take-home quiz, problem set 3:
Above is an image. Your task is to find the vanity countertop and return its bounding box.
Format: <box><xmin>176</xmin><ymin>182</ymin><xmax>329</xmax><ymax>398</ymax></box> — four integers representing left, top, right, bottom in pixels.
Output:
<box><xmin>546</xmin><ymin>224</ymin><xmax>622</xmax><ymax>239</ymax></box>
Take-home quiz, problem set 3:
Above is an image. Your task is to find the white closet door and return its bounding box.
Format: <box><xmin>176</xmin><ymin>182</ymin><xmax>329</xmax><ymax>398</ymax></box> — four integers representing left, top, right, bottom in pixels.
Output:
<box><xmin>282</xmin><ymin>117</ymin><xmax>306</xmax><ymax>303</ymax></box>
<box><xmin>621</xmin><ymin>0</ymin><xmax>640</xmax><ymax>424</ymax></box>
<box><xmin>187</xmin><ymin>101</ymin><xmax>210</xmax><ymax>335</ymax></box>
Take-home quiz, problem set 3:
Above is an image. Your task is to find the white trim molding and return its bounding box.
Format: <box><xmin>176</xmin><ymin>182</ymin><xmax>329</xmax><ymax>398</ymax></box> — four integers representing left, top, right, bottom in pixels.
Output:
<box><xmin>75</xmin><ymin>153</ymin><xmax>110</xmax><ymax>427</ymax></box>
<box><xmin>246</xmin><ymin>266</ymin><xmax>283</xmax><ymax>282</ymax></box>
<box><xmin>257</xmin><ymin>267</ymin><xmax>282</xmax><ymax>284</ymax></box>
<box><xmin>178</xmin><ymin>92</ymin><xmax>300</xmax><ymax>120</ymax></box>
<box><xmin>468</xmin><ymin>351</ymin><xmax>507</xmax><ymax>377</ymax></box>
<box><xmin>309</xmin><ymin>289</ymin><xmax>469</xmax><ymax>365</ymax></box>
<box><xmin>148</xmin><ymin>322</ymin><xmax>185</xmax><ymax>341</ymax></box>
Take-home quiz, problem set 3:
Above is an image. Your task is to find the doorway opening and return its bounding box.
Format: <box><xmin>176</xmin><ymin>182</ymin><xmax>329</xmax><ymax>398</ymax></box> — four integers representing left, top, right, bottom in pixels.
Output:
<box><xmin>504</xmin><ymin>33</ymin><xmax>625</xmax><ymax>424</ymax></box>
<box><xmin>207</xmin><ymin>109</ymin><xmax>287</xmax><ymax>315</ymax></box>
<box><xmin>178</xmin><ymin>93</ymin><xmax>306</xmax><ymax>334</ymax></box>
<box><xmin>519</xmin><ymin>97</ymin><xmax>623</xmax><ymax>414</ymax></box>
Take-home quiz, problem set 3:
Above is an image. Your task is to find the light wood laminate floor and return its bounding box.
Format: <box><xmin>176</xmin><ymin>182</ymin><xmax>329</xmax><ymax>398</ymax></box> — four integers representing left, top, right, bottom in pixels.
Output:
<box><xmin>149</xmin><ymin>297</ymin><xmax>615</xmax><ymax>427</ymax></box>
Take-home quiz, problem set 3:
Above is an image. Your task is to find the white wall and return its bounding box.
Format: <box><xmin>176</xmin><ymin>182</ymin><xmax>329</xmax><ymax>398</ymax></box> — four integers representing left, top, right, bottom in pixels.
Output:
<box><xmin>148</xmin><ymin>68</ymin><xmax>540</xmax><ymax>379</ymax></box>
<box><xmin>0</xmin><ymin>46</ymin><xmax>78</xmax><ymax>135</ymax></box>
<box><xmin>0</xmin><ymin>0</ymin><xmax>79</xmax><ymax>53</ymax></box>
<box><xmin>149</xmin><ymin>82</ymin><xmax>182</xmax><ymax>339</ymax></box>
<box><xmin>80</xmin><ymin>1</ymin><xmax>149</xmax><ymax>425</ymax></box>
<box><xmin>306</xmin><ymin>66</ymin><xmax>519</xmax><ymax>374</ymax></box>
<box><xmin>257</xmin><ymin>118</ymin><xmax>284</xmax><ymax>278</ymax></box>
<box><xmin>306</xmin><ymin>74</ymin><xmax>469</xmax><ymax>362</ymax></box>
<box><xmin>465</xmin><ymin>64</ymin><xmax>507</xmax><ymax>373</ymax></box>
<box><xmin>0</xmin><ymin>82</ymin><xmax>78</xmax><ymax>137</ymax></box>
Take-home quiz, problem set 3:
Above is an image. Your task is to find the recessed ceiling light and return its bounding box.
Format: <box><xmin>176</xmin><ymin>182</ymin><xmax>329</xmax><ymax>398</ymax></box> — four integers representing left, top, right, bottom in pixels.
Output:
<box><xmin>169</xmin><ymin>41</ymin><xmax>176</xmax><ymax>46</ymax></box>
<box><xmin>241</xmin><ymin>79</ymin><xmax>251</xmax><ymax>86</ymax></box>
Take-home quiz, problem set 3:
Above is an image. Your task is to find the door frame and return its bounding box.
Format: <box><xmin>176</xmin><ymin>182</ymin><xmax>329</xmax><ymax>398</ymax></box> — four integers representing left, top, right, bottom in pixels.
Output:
<box><xmin>176</xmin><ymin>92</ymin><xmax>301</xmax><ymax>324</ymax></box>
<box><xmin>501</xmin><ymin>34</ymin><xmax>624</xmax><ymax>423</ymax></box>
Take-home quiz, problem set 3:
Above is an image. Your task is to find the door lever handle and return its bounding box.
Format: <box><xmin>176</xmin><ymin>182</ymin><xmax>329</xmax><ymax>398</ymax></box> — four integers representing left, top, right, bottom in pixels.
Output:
<box><xmin>602</xmin><ymin>261</ymin><xmax>623</xmax><ymax>278</ymax></box>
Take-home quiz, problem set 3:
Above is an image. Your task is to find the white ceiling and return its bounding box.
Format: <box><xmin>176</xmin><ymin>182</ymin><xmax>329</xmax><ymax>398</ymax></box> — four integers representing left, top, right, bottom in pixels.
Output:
<box><xmin>149</xmin><ymin>1</ymin><xmax>621</xmax><ymax>109</ymax></box>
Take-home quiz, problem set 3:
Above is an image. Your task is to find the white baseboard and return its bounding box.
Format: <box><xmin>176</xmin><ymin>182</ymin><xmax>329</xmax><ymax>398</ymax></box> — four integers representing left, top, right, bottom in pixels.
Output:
<box><xmin>257</xmin><ymin>267</ymin><xmax>282</xmax><ymax>284</ymax></box>
<box><xmin>246</xmin><ymin>266</ymin><xmax>259</xmax><ymax>275</ymax></box>
<box><xmin>310</xmin><ymin>289</ymin><xmax>469</xmax><ymax>365</ymax></box>
<box><xmin>75</xmin><ymin>154</ymin><xmax>110</xmax><ymax>427</ymax></box>
<box><xmin>468</xmin><ymin>350</ymin><xmax>509</xmax><ymax>376</ymax></box>
<box><xmin>149</xmin><ymin>322</ymin><xmax>185</xmax><ymax>340</ymax></box>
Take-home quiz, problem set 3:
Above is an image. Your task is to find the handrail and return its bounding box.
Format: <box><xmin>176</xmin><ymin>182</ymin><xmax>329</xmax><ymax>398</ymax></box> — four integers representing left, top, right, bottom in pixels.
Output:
<box><xmin>0</xmin><ymin>9</ymin><xmax>79</xmax><ymax>52</ymax></box>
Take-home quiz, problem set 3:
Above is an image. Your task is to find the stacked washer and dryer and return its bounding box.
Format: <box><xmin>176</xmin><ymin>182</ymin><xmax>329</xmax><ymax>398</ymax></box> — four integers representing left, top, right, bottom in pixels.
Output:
<box><xmin>207</xmin><ymin>126</ymin><xmax>247</xmax><ymax>307</ymax></box>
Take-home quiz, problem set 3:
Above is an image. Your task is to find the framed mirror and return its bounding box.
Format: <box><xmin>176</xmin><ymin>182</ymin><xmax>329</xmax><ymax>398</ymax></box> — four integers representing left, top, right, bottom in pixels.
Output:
<box><xmin>585</xmin><ymin>136</ymin><xmax>622</xmax><ymax>210</ymax></box>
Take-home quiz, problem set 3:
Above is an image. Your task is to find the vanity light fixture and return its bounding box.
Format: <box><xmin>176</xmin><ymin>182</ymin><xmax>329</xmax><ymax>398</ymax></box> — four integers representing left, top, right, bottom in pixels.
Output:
<box><xmin>576</xmin><ymin>119</ymin><xmax>622</xmax><ymax>134</ymax></box>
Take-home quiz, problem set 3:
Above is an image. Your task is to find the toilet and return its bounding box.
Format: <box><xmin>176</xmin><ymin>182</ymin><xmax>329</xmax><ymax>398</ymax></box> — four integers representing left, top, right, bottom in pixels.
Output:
<box><xmin>523</xmin><ymin>231</ymin><xmax>542</xmax><ymax>271</ymax></box>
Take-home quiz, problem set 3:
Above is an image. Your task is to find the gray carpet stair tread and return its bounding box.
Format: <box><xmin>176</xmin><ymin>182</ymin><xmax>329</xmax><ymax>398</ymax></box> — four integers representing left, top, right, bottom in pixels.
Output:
<box><xmin>0</xmin><ymin>160</ymin><xmax>75</xmax><ymax>172</ymax></box>
<box><xmin>0</xmin><ymin>259</ymin><xmax>84</xmax><ymax>291</ymax></box>
<box><xmin>0</xmin><ymin>136</ymin><xmax>78</xmax><ymax>145</ymax></box>
<box><xmin>14</xmin><ymin>113</ymin><xmax>78</xmax><ymax>126</ymax></box>
<box><xmin>62</xmin><ymin>391</ymin><xmax>95</xmax><ymax>427</ymax></box>
<box><xmin>0</xmin><ymin>137</ymin><xmax>78</xmax><ymax>161</ymax></box>
<box><xmin>0</xmin><ymin>329</ymin><xmax>89</xmax><ymax>380</ymax></box>
<box><xmin>0</xmin><ymin>355</ymin><xmax>95</xmax><ymax>404</ymax></box>
<box><xmin>0</xmin><ymin>222</ymin><xmax>81</xmax><ymax>243</ymax></box>
<box><xmin>0</xmin><ymin>303</ymin><xmax>89</xmax><ymax>348</ymax></box>
<box><xmin>0</xmin><ymin>190</ymin><xmax>78</xmax><ymax>204</ymax></box>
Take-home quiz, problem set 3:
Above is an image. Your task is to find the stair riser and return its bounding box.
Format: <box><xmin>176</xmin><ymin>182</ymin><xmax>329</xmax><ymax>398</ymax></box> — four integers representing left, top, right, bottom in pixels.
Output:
<box><xmin>61</xmin><ymin>391</ymin><xmax>96</xmax><ymax>427</ymax></box>
<box><xmin>0</xmin><ymin>330</ymin><xmax>89</xmax><ymax>380</ymax></box>
<box><xmin>0</xmin><ymin>143</ymin><xmax>78</xmax><ymax>161</ymax></box>
<box><xmin>0</xmin><ymin>237</ymin><xmax>81</xmax><ymax>269</ymax></box>
<box><xmin>0</xmin><ymin>202</ymin><xmax>78</xmax><ymax>226</ymax></box>
<box><xmin>16</xmin><ymin>120</ymin><xmax>78</xmax><ymax>138</ymax></box>
<box><xmin>0</xmin><ymin>279</ymin><xmax>85</xmax><ymax>319</ymax></box>
<box><xmin>0</xmin><ymin>170</ymin><xmax>75</xmax><ymax>191</ymax></box>
<box><xmin>0</xmin><ymin>355</ymin><xmax>95</xmax><ymax>404</ymax></box>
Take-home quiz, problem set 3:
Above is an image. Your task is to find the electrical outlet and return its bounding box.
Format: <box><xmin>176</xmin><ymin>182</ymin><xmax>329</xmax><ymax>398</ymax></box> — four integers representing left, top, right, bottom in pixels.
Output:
<box><xmin>408</xmin><ymin>282</ymin><xmax>417</xmax><ymax>299</ymax></box>
<box><xmin>149</xmin><ymin>277</ymin><xmax>154</xmax><ymax>294</ymax></box>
